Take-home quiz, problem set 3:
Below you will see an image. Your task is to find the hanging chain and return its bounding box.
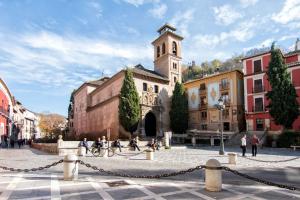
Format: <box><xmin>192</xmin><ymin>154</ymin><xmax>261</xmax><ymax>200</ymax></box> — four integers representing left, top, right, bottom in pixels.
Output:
<box><xmin>0</xmin><ymin>159</ymin><xmax>63</xmax><ymax>172</ymax></box>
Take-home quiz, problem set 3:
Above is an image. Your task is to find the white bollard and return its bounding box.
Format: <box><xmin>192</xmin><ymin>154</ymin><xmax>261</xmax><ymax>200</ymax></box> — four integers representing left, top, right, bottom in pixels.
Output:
<box><xmin>164</xmin><ymin>132</ymin><xmax>170</xmax><ymax>148</ymax></box>
<box><xmin>102</xmin><ymin>148</ymin><xmax>108</xmax><ymax>158</ymax></box>
<box><xmin>146</xmin><ymin>150</ymin><xmax>154</xmax><ymax>160</ymax></box>
<box><xmin>192</xmin><ymin>137</ymin><xmax>196</xmax><ymax>147</ymax></box>
<box><xmin>228</xmin><ymin>153</ymin><xmax>237</xmax><ymax>165</ymax></box>
<box><xmin>205</xmin><ymin>159</ymin><xmax>222</xmax><ymax>192</ymax></box>
<box><xmin>210</xmin><ymin>137</ymin><xmax>215</xmax><ymax>146</ymax></box>
<box><xmin>64</xmin><ymin>154</ymin><xmax>78</xmax><ymax>181</ymax></box>
<box><xmin>77</xmin><ymin>147</ymin><xmax>86</xmax><ymax>156</ymax></box>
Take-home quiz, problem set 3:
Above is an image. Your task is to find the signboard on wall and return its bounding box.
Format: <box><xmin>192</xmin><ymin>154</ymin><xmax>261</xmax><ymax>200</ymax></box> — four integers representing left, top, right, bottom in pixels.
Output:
<box><xmin>188</xmin><ymin>87</ymin><xmax>199</xmax><ymax>109</ymax></box>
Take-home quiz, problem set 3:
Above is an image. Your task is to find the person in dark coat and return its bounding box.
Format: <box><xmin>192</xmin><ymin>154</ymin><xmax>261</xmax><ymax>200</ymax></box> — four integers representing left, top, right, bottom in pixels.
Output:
<box><xmin>251</xmin><ymin>134</ymin><xmax>260</xmax><ymax>157</ymax></box>
<box><xmin>129</xmin><ymin>137</ymin><xmax>140</xmax><ymax>151</ymax></box>
<box><xmin>78</xmin><ymin>138</ymin><xmax>89</xmax><ymax>154</ymax></box>
<box><xmin>112</xmin><ymin>139</ymin><xmax>122</xmax><ymax>152</ymax></box>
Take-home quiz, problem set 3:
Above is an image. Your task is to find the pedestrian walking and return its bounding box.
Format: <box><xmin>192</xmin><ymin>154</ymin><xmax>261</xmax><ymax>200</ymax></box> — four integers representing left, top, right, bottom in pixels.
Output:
<box><xmin>251</xmin><ymin>134</ymin><xmax>260</xmax><ymax>156</ymax></box>
<box><xmin>241</xmin><ymin>134</ymin><xmax>247</xmax><ymax>157</ymax></box>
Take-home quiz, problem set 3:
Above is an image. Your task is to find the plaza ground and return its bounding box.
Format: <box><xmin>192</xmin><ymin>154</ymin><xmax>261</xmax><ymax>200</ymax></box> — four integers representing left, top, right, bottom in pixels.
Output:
<box><xmin>0</xmin><ymin>146</ymin><xmax>299</xmax><ymax>200</ymax></box>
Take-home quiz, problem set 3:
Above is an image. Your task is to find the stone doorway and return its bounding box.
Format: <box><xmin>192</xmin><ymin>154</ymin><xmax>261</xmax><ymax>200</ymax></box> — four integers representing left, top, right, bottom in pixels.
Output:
<box><xmin>145</xmin><ymin>112</ymin><xmax>156</xmax><ymax>137</ymax></box>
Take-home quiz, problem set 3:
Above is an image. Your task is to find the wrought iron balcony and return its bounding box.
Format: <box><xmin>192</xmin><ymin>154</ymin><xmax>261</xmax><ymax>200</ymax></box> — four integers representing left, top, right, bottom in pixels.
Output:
<box><xmin>253</xmin><ymin>85</ymin><xmax>265</xmax><ymax>93</ymax></box>
<box><xmin>219</xmin><ymin>83</ymin><xmax>230</xmax><ymax>90</ymax></box>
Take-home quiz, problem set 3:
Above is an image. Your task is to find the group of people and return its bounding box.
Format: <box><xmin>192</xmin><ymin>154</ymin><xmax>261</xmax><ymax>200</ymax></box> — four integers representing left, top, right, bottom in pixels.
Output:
<box><xmin>240</xmin><ymin>134</ymin><xmax>260</xmax><ymax>157</ymax></box>
<box><xmin>0</xmin><ymin>135</ymin><xmax>27</xmax><ymax>149</ymax></box>
<box><xmin>78</xmin><ymin>136</ymin><xmax>124</xmax><ymax>154</ymax></box>
<box><xmin>78</xmin><ymin>136</ymin><xmax>161</xmax><ymax>154</ymax></box>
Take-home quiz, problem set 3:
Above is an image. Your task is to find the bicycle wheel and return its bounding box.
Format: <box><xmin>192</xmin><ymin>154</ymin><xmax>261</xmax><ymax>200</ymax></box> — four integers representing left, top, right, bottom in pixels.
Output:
<box><xmin>108</xmin><ymin>147</ymin><xmax>115</xmax><ymax>157</ymax></box>
<box><xmin>91</xmin><ymin>147</ymin><xmax>101</xmax><ymax>157</ymax></box>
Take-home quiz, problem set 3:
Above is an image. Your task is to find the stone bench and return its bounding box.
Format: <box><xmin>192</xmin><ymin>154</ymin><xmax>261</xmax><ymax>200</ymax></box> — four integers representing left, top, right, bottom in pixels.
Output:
<box><xmin>291</xmin><ymin>145</ymin><xmax>300</xmax><ymax>151</ymax></box>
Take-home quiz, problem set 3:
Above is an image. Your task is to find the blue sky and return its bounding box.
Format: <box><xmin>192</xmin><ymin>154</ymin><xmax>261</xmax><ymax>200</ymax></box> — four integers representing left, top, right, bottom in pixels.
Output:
<box><xmin>0</xmin><ymin>0</ymin><xmax>300</xmax><ymax>116</ymax></box>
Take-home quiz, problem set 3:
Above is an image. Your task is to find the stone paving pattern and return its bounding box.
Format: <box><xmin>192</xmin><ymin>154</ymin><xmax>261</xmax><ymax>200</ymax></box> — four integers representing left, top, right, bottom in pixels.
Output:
<box><xmin>0</xmin><ymin>146</ymin><xmax>299</xmax><ymax>199</ymax></box>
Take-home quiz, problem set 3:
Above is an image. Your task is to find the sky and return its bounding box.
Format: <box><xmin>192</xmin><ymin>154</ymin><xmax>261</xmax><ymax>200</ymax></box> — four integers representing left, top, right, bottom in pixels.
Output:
<box><xmin>0</xmin><ymin>0</ymin><xmax>300</xmax><ymax>116</ymax></box>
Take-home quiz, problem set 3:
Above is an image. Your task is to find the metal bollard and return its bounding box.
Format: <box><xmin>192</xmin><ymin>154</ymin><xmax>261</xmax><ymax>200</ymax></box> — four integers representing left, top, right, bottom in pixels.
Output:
<box><xmin>64</xmin><ymin>154</ymin><xmax>78</xmax><ymax>181</ymax></box>
<box><xmin>146</xmin><ymin>149</ymin><xmax>154</xmax><ymax>160</ymax></box>
<box><xmin>228</xmin><ymin>153</ymin><xmax>237</xmax><ymax>165</ymax></box>
<box><xmin>205</xmin><ymin>159</ymin><xmax>222</xmax><ymax>192</ymax></box>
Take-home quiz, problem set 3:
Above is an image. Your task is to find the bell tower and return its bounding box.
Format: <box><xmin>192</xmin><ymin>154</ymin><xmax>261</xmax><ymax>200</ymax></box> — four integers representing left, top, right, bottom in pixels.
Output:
<box><xmin>152</xmin><ymin>24</ymin><xmax>184</xmax><ymax>87</ymax></box>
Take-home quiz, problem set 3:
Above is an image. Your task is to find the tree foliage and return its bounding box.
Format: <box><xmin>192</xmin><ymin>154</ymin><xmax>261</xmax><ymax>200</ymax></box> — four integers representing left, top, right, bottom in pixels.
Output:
<box><xmin>169</xmin><ymin>82</ymin><xmax>189</xmax><ymax>133</ymax></box>
<box><xmin>119</xmin><ymin>69</ymin><xmax>140</xmax><ymax>134</ymax></box>
<box><xmin>182</xmin><ymin>55</ymin><xmax>243</xmax><ymax>82</ymax></box>
<box><xmin>38</xmin><ymin>113</ymin><xmax>67</xmax><ymax>138</ymax></box>
<box><xmin>266</xmin><ymin>43</ymin><xmax>299</xmax><ymax>129</ymax></box>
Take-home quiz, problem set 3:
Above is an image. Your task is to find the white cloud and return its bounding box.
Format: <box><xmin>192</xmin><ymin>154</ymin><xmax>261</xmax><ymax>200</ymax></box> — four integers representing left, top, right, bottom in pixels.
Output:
<box><xmin>122</xmin><ymin>0</ymin><xmax>159</xmax><ymax>7</ymax></box>
<box><xmin>193</xmin><ymin>18</ymin><xmax>257</xmax><ymax>48</ymax></box>
<box><xmin>148</xmin><ymin>3</ymin><xmax>167</xmax><ymax>19</ymax></box>
<box><xmin>272</xmin><ymin>0</ymin><xmax>300</xmax><ymax>24</ymax></box>
<box><xmin>239</xmin><ymin>0</ymin><xmax>258</xmax><ymax>8</ymax></box>
<box><xmin>0</xmin><ymin>30</ymin><xmax>152</xmax><ymax>87</ymax></box>
<box><xmin>170</xmin><ymin>9</ymin><xmax>194</xmax><ymax>37</ymax></box>
<box><xmin>213</xmin><ymin>5</ymin><xmax>242</xmax><ymax>25</ymax></box>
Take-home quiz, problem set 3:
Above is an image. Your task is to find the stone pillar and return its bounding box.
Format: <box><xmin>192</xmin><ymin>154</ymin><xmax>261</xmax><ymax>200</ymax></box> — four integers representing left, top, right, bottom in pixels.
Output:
<box><xmin>228</xmin><ymin>153</ymin><xmax>237</xmax><ymax>165</ymax></box>
<box><xmin>64</xmin><ymin>154</ymin><xmax>78</xmax><ymax>181</ymax></box>
<box><xmin>210</xmin><ymin>137</ymin><xmax>214</xmax><ymax>146</ymax></box>
<box><xmin>192</xmin><ymin>136</ymin><xmax>196</xmax><ymax>147</ymax></box>
<box><xmin>77</xmin><ymin>147</ymin><xmax>86</xmax><ymax>156</ymax></box>
<box><xmin>146</xmin><ymin>150</ymin><xmax>154</xmax><ymax>160</ymax></box>
<box><xmin>205</xmin><ymin>159</ymin><xmax>222</xmax><ymax>192</ymax></box>
<box><xmin>57</xmin><ymin>135</ymin><xmax>64</xmax><ymax>156</ymax></box>
<box><xmin>164</xmin><ymin>132</ymin><xmax>170</xmax><ymax>148</ymax></box>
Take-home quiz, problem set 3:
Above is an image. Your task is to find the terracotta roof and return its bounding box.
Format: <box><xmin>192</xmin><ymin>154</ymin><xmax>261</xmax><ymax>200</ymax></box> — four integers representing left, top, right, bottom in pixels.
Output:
<box><xmin>132</xmin><ymin>64</ymin><xmax>169</xmax><ymax>81</ymax></box>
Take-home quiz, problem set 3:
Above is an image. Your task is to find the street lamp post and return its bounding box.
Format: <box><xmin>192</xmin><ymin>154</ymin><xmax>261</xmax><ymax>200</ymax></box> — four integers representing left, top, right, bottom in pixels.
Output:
<box><xmin>217</xmin><ymin>96</ymin><xmax>225</xmax><ymax>155</ymax></box>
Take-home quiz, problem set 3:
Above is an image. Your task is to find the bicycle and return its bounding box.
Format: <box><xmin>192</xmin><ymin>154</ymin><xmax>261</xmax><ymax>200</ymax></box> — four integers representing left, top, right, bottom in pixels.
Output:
<box><xmin>91</xmin><ymin>146</ymin><xmax>115</xmax><ymax>157</ymax></box>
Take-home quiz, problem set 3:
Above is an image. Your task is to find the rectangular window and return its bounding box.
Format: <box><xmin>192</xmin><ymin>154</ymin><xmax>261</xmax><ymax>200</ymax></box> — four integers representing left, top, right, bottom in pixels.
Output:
<box><xmin>254</xmin><ymin>97</ymin><xmax>263</xmax><ymax>112</ymax></box>
<box><xmin>256</xmin><ymin>119</ymin><xmax>264</xmax><ymax>131</ymax></box>
<box><xmin>200</xmin><ymin>83</ymin><xmax>206</xmax><ymax>90</ymax></box>
<box><xmin>200</xmin><ymin>97</ymin><xmax>207</xmax><ymax>107</ymax></box>
<box><xmin>254</xmin><ymin>60</ymin><xmax>262</xmax><ymax>73</ymax></box>
<box><xmin>254</xmin><ymin>79</ymin><xmax>263</xmax><ymax>93</ymax></box>
<box><xmin>154</xmin><ymin>85</ymin><xmax>159</xmax><ymax>93</ymax></box>
<box><xmin>201</xmin><ymin>111</ymin><xmax>207</xmax><ymax>119</ymax></box>
<box><xmin>143</xmin><ymin>83</ymin><xmax>147</xmax><ymax>91</ymax></box>
<box><xmin>221</xmin><ymin>92</ymin><xmax>230</xmax><ymax>105</ymax></box>
<box><xmin>173</xmin><ymin>63</ymin><xmax>177</xmax><ymax>70</ymax></box>
<box><xmin>220</xmin><ymin>79</ymin><xmax>229</xmax><ymax>90</ymax></box>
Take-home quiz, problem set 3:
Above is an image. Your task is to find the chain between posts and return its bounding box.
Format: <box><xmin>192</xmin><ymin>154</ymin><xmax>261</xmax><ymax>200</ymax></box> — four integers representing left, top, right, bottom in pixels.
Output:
<box><xmin>0</xmin><ymin>158</ymin><xmax>299</xmax><ymax>191</ymax></box>
<box><xmin>0</xmin><ymin>159</ymin><xmax>63</xmax><ymax>172</ymax></box>
<box><xmin>239</xmin><ymin>156</ymin><xmax>300</xmax><ymax>163</ymax></box>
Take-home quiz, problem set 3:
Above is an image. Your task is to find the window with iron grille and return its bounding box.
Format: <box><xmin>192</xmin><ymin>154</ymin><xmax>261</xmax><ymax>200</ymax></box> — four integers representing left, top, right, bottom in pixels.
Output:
<box><xmin>254</xmin><ymin>60</ymin><xmax>262</xmax><ymax>73</ymax></box>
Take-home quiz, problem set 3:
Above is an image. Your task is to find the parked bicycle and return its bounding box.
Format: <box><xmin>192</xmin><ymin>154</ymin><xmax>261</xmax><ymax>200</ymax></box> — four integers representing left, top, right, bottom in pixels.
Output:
<box><xmin>91</xmin><ymin>146</ymin><xmax>115</xmax><ymax>157</ymax></box>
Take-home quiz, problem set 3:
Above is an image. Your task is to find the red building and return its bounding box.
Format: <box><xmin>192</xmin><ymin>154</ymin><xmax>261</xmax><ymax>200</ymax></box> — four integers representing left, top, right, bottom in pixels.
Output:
<box><xmin>243</xmin><ymin>39</ymin><xmax>300</xmax><ymax>133</ymax></box>
<box><xmin>0</xmin><ymin>78</ymin><xmax>13</xmax><ymax>142</ymax></box>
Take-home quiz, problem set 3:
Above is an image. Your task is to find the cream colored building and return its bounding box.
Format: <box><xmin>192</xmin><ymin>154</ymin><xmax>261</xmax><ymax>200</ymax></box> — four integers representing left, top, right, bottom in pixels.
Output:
<box><xmin>73</xmin><ymin>24</ymin><xmax>183</xmax><ymax>140</ymax></box>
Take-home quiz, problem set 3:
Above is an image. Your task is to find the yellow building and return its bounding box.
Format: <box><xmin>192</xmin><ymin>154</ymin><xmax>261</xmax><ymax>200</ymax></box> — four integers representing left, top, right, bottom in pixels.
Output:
<box><xmin>184</xmin><ymin>70</ymin><xmax>244</xmax><ymax>133</ymax></box>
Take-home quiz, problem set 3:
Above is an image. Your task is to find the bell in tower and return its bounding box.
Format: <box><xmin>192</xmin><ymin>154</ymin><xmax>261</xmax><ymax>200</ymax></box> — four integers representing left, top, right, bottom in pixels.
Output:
<box><xmin>152</xmin><ymin>23</ymin><xmax>184</xmax><ymax>87</ymax></box>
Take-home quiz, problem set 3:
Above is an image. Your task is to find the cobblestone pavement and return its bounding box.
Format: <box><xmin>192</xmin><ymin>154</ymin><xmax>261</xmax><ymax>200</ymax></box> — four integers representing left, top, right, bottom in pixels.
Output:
<box><xmin>0</xmin><ymin>146</ymin><xmax>299</xmax><ymax>200</ymax></box>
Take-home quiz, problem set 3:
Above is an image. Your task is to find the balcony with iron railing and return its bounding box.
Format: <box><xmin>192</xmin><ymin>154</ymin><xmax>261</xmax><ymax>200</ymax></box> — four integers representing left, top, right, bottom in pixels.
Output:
<box><xmin>199</xmin><ymin>103</ymin><xmax>207</xmax><ymax>110</ymax></box>
<box><xmin>219</xmin><ymin>82</ymin><xmax>230</xmax><ymax>90</ymax></box>
<box><xmin>199</xmin><ymin>88</ymin><xmax>206</xmax><ymax>95</ymax></box>
<box><xmin>253</xmin><ymin>85</ymin><xmax>265</xmax><ymax>93</ymax></box>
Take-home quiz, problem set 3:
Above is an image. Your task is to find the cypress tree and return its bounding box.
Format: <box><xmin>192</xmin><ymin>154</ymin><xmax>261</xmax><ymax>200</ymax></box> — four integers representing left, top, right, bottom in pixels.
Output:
<box><xmin>119</xmin><ymin>69</ymin><xmax>140</xmax><ymax>135</ymax></box>
<box><xmin>169</xmin><ymin>82</ymin><xmax>189</xmax><ymax>134</ymax></box>
<box><xmin>266</xmin><ymin>43</ymin><xmax>299</xmax><ymax>129</ymax></box>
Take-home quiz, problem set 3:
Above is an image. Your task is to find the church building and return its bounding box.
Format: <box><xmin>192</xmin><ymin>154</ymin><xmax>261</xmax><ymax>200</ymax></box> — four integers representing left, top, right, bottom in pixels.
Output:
<box><xmin>72</xmin><ymin>24</ymin><xmax>183</xmax><ymax>140</ymax></box>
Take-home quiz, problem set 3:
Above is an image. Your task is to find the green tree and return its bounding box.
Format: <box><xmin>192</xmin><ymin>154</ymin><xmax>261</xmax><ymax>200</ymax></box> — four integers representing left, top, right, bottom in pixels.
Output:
<box><xmin>266</xmin><ymin>43</ymin><xmax>299</xmax><ymax>129</ymax></box>
<box><xmin>119</xmin><ymin>69</ymin><xmax>141</xmax><ymax>135</ymax></box>
<box><xmin>169</xmin><ymin>82</ymin><xmax>189</xmax><ymax>133</ymax></box>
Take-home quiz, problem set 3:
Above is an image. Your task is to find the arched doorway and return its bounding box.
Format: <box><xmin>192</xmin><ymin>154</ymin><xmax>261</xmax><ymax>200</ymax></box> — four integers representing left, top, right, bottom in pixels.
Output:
<box><xmin>145</xmin><ymin>112</ymin><xmax>156</xmax><ymax>137</ymax></box>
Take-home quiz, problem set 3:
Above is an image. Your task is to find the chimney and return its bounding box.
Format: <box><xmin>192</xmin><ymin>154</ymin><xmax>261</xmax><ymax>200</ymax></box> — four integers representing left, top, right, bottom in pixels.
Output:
<box><xmin>296</xmin><ymin>38</ymin><xmax>300</xmax><ymax>51</ymax></box>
